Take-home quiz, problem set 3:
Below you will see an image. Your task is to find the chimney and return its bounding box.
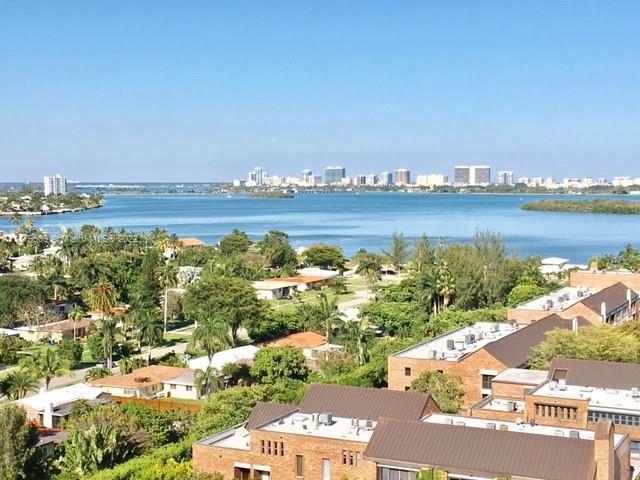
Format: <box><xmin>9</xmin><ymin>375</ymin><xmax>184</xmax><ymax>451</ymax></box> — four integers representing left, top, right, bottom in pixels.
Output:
<box><xmin>572</xmin><ymin>317</ymin><xmax>579</xmax><ymax>335</ymax></box>
<box><xmin>594</xmin><ymin>420</ymin><xmax>615</xmax><ymax>480</ymax></box>
<box><xmin>43</xmin><ymin>402</ymin><xmax>54</xmax><ymax>429</ymax></box>
<box><xmin>600</xmin><ymin>302</ymin><xmax>607</xmax><ymax>323</ymax></box>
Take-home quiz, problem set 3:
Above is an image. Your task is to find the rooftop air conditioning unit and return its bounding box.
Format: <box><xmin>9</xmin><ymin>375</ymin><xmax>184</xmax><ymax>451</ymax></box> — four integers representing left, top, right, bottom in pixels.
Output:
<box><xmin>319</xmin><ymin>412</ymin><xmax>333</xmax><ymax>426</ymax></box>
<box><xmin>486</xmin><ymin>423</ymin><xmax>496</xmax><ymax>430</ymax></box>
<box><xmin>428</xmin><ymin>349</ymin><xmax>438</xmax><ymax>359</ymax></box>
<box><xmin>440</xmin><ymin>351</ymin><xmax>447</xmax><ymax>360</ymax></box>
<box><xmin>444</xmin><ymin>418</ymin><xmax>454</xmax><ymax>425</ymax></box>
<box><xmin>569</xmin><ymin>430</ymin><xmax>580</xmax><ymax>439</ymax></box>
<box><xmin>507</xmin><ymin>401</ymin><xmax>517</xmax><ymax>412</ymax></box>
<box><xmin>454</xmin><ymin>421</ymin><xmax>466</xmax><ymax>426</ymax></box>
<box><xmin>491</xmin><ymin>324</ymin><xmax>500</xmax><ymax>333</ymax></box>
<box><xmin>365</xmin><ymin>419</ymin><xmax>374</xmax><ymax>430</ymax></box>
<box><xmin>542</xmin><ymin>304</ymin><xmax>550</xmax><ymax>311</ymax></box>
<box><xmin>549</xmin><ymin>380</ymin><xmax>558</xmax><ymax>390</ymax></box>
<box><xmin>558</xmin><ymin>379</ymin><xmax>567</xmax><ymax>391</ymax></box>
<box><xmin>631</xmin><ymin>387</ymin><xmax>639</xmax><ymax>398</ymax></box>
<box><xmin>554</xmin><ymin>430</ymin><xmax>564</xmax><ymax>437</ymax></box>
<box><xmin>446</xmin><ymin>339</ymin><xmax>455</xmax><ymax>350</ymax></box>
<box><xmin>455</xmin><ymin>340</ymin><xmax>465</xmax><ymax>351</ymax></box>
<box><xmin>499</xmin><ymin>424</ymin><xmax>509</xmax><ymax>431</ymax></box>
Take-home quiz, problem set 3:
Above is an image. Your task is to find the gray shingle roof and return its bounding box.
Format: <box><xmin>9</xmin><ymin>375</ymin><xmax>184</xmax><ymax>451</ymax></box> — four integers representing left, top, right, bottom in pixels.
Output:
<box><xmin>246</xmin><ymin>402</ymin><xmax>299</xmax><ymax>430</ymax></box>
<box><xmin>549</xmin><ymin>357</ymin><xmax>640</xmax><ymax>390</ymax></box>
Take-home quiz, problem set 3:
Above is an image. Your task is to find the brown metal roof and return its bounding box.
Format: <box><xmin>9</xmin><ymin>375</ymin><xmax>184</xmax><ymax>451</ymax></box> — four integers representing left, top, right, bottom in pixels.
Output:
<box><xmin>246</xmin><ymin>402</ymin><xmax>299</xmax><ymax>430</ymax></box>
<box><xmin>298</xmin><ymin>384</ymin><xmax>433</xmax><ymax>421</ymax></box>
<box><xmin>579</xmin><ymin>282</ymin><xmax>637</xmax><ymax>314</ymax></box>
<box><xmin>484</xmin><ymin>314</ymin><xmax>590</xmax><ymax>367</ymax></box>
<box><xmin>365</xmin><ymin>418</ymin><xmax>596</xmax><ymax>480</ymax></box>
<box><xmin>549</xmin><ymin>358</ymin><xmax>640</xmax><ymax>390</ymax></box>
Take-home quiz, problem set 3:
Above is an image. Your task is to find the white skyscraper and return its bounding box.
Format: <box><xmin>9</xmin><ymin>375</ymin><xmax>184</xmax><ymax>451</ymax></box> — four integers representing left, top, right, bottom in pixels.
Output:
<box><xmin>497</xmin><ymin>170</ymin><xmax>514</xmax><ymax>186</ymax></box>
<box><xmin>44</xmin><ymin>174</ymin><xmax>67</xmax><ymax>196</ymax></box>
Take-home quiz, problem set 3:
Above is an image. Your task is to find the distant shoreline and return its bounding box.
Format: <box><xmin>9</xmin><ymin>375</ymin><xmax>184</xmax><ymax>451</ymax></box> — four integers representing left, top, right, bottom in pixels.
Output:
<box><xmin>522</xmin><ymin>199</ymin><xmax>640</xmax><ymax>215</ymax></box>
<box><xmin>0</xmin><ymin>203</ymin><xmax>103</xmax><ymax>216</ymax></box>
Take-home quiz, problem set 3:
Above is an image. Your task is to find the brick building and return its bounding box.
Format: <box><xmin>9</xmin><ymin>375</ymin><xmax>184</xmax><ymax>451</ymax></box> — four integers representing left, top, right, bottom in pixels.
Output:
<box><xmin>388</xmin><ymin>314</ymin><xmax>590</xmax><ymax>407</ymax></box>
<box><xmin>193</xmin><ymin>384</ymin><xmax>438</xmax><ymax>479</ymax></box>
<box><xmin>507</xmin><ymin>283</ymin><xmax>639</xmax><ymax>325</ymax></box>
<box><xmin>193</xmin><ymin>384</ymin><xmax>630</xmax><ymax>479</ymax></box>
<box><xmin>571</xmin><ymin>269</ymin><xmax>640</xmax><ymax>292</ymax></box>
<box><xmin>470</xmin><ymin>358</ymin><xmax>640</xmax><ymax>465</ymax></box>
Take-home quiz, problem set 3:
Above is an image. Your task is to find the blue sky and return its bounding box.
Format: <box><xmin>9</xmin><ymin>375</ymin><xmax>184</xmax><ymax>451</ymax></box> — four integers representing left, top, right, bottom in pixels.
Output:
<box><xmin>1</xmin><ymin>1</ymin><xmax>639</xmax><ymax>182</ymax></box>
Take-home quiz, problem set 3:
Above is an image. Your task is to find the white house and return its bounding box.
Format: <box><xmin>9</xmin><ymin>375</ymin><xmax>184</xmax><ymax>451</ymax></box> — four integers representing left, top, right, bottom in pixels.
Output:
<box><xmin>188</xmin><ymin>345</ymin><xmax>260</xmax><ymax>372</ymax></box>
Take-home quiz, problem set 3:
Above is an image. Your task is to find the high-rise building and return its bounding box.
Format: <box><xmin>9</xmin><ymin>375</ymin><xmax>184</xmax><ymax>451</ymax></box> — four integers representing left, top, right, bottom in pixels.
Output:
<box><xmin>301</xmin><ymin>169</ymin><xmax>313</xmax><ymax>185</ymax></box>
<box><xmin>497</xmin><ymin>170</ymin><xmax>514</xmax><ymax>186</ymax></box>
<box><xmin>44</xmin><ymin>175</ymin><xmax>66</xmax><ymax>196</ymax></box>
<box><xmin>253</xmin><ymin>166</ymin><xmax>264</xmax><ymax>186</ymax></box>
<box><xmin>416</xmin><ymin>174</ymin><xmax>449</xmax><ymax>187</ymax></box>
<box><xmin>470</xmin><ymin>165</ymin><xmax>491</xmax><ymax>185</ymax></box>
<box><xmin>365</xmin><ymin>174</ymin><xmax>378</xmax><ymax>186</ymax></box>
<box><xmin>379</xmin><ymin>172</ymin><xmax>393</xmax><ymax>186</ymax></box>
<box><xmin>324</xmin><ymin>166</ymin><xmax>346</xmax><ymax>185</ymax></box>
<box><xmin>454</xmin><ymin>166</ymin><xmax>471</xmax><ymax>185</ymax></box>
<box><xmin>354</xmin><ymin>174</ymin><xmax>367</xmax><ymax>185</ymax></box>
<box><xmin>394</xmin><ymin>169</ymin><xmax>411</xmax><ymax>185</ymax></box>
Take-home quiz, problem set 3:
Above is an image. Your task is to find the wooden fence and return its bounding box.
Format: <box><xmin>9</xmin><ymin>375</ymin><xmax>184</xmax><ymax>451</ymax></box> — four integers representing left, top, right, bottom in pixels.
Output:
<box><xmin>111</xmin><ymin>395</ymin><xmax>204</xmax><ymax>413</ymax></box>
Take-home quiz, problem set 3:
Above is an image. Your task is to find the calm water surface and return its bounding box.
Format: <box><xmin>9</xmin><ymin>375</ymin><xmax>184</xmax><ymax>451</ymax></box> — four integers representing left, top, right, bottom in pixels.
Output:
<box><xmin>1</xmin><ymin>193</ymin><xmax>639</xmax><ymax>262</ymax></box>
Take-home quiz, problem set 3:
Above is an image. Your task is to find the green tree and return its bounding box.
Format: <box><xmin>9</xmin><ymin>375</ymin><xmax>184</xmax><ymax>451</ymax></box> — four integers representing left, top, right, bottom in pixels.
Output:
<box><xmin>383</xmin><ymin>230</ymin><xmax>410</xmax><ymax>270</ymax></box>
<box><xmin>218</xmin><ymin>229</ymin><xmax>252</xmax><ymax>256</ymax></box>
<box><xmin>85</xmin><ymin>367</ymin><xmax>111</xmax><ymax>381</ymax></box>
<box><xmin>250</xmin><ymin>346</ymin><xmax>308</xmax><ymax>384</ymax></box>
<box><xmin>195</xmin><ymin>366</ymin><xmax>223</xmax><ymax>398</ymax></box>
<box><xmin>183</xmin><ymin>276</ymin><xmax>266</xmax><ymax>345</ymax></box>
<box><xmin>159</xmin><ymin>261</ymin><xmax>178</xmax><ymax>332</ymax></box>
<box><xmin>355</xmin><ymin>254</ymin><xmax>382</xmax><ymax>291</ymax></box>
<box><xmin>302</xmin><ymin>243</ymin><xmax>345</xmax><ymax>270</ymax></box>
<box><xmin>0</xmin><ymin>404</ymin><xmax>39</xmax><ymax>480</ymax></box>
<box><xmin>99</xmin><ymin>317</ymin><xmax>120</xmax><ymax>370</ymax></box>
<box><xmin>69</xmin><ymin>304</ymin><xmax>87</xmax><ymax>340</ymax></box>
<box><xmin>188</xmin><ymin>316</ymin><xmax>231</xmax><ymax>365</ymax></box>
<box><xmin>0</xmin><ymin>275</ymin><xmax>48</xmax><ymax>328</ymax></box>
<box><xmin>410</xmin><ymin>371</ymin><xmax>464</xmax><ymax>414</ymax></box>
<box><xmin>507</xmin><ymin>283</ymin><xmax>550</xmax><ymax>307</ymax></box>
<box><xmin>299</xmin><ymin>293</ymin><xmax>344</xmax><ymax>359</ymax></box>
<box><xmin>135</xmin><ymin>308</ymin><xmax>164</xmax><ymax>365</ymax></box>
<box><xmin>0</xmin><ymin>368</ymin><xmax>39</xmax><ymax>400</ymax></box>
<box><xmin>132</xmin><ymin>248</ymin><xmax>162</xmax><ymax>308</ymax></box>
<box><xmin>410</xmin><ymin>235</ymin><xmax>435</xmax><ymax>272</ymax></box>
<box><xmin>85</xmin><ymin>279</ymin><xmax>118</xmax><ymax>315</ymax></box>
<box><xmin>341</xmin><ymin>319</ymin><xmax>375</xmax><ymax>365</ymax></box>
<box><xmin>528</xmin><ymin>324</ymin><xmax>640</xmax><ymax>369</ymax></box>
<box><xmin>20</xmin><ymin>347</ymin><xmax>70</xmax><ymax>391</ymax></box>
<box><xmin>258</xmin><ymin>230</ymin><xmax>298</xmax><ymax>270</ymax></box>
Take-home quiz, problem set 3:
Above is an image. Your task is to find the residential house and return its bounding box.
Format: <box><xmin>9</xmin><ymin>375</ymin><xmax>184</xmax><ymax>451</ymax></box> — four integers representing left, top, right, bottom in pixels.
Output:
<box><xmin>90</xmin><ymin>365</ymin><xmax>194</xmax><ymax>399</ymax></box>
<box><xmin>188</xmin><ymin>345</ymin><xmax>260</xmax><ymax>372</ymax></box>
<box><xmin>14</xmin><ymin>317</ymin><xmax>94</xmax><ymax>343</ymax></box>
<box><xmin>269</xmin><ymin>332</ymin><xmax>344</xmax><ymax>370</ymax></box>
<box><xmin>16</xmin><ymin>384</ymin><xmax>111</xmax><ymax>428</ymax></box>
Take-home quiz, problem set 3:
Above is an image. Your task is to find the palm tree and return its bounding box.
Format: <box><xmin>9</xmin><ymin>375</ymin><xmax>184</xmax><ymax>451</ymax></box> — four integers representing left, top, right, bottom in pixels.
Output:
<box><xmin>136</xmin><ymin>308</ymin><xmax>164</xmax><ymax>365</ymax></box>
<box><xmin>188</xmin><ymin>316</ymin><xmax>231</xmax><ymax>366</ymax></box>
<box><xmin>85</xmin><ymin>279</ymin><xmax>118</xmax><ymax>315</ymax></box>
<box><xmin>21</xmin><ymin>348</ymin><xmax>70</xmax><ymax>391</ymax></box>
<box><xmin>99</xmin><ymin>317</ymin><xmax>120</xmax><ymax>370</ymax></box>
<box><xmin>10</xmin><ymin>212</ymin><xmax>23</xmax><ymax>226</ymax></box>
<box><xmin>69</xmin><ymin>305</ymin><xmax>87</xmax><ymax>340</ymax></box>
<box><xmin>195</xmin><ymin>366</ymin><xmax>223</xmax><ymax>398</ymax></box>
<box><xmin>435</xmin><ymin>260</ymin><xmax>455</xmax><ymax>312</ymax></box>
<box><xmin>158</xmin><ymin>261</ymin><xmax>178</xmax><ymax>332</ymax></box>
<box><xmin>316</xmin><ymin>293</ymin><xmax>345</xmax><ymax>360</ymax></box>
<box><xmin>84</xmin><ymin>367</ymin><xmax>111</xmax><ymax>381</ymax></box>
<box><xmin>355</xmin><ymin>258</ymin><xmax>382</xmax><ymax>291</ymax></box>
<box><xmin>342</xmin><ymin>319</ymin><xmax>375</xmax><ymax>366</ymax></box>
<box><xmin>0</xmin><ymin>368</ymin><xmax>39</xmax><ymax>400</ymax></box>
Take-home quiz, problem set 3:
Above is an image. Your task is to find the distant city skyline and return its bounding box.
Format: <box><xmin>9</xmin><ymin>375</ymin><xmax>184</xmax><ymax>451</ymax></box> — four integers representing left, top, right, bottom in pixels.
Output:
<box><xmin>2</xmin><ymin>2</ymin><xmax>640</xmax><ymax>182</ymax></box>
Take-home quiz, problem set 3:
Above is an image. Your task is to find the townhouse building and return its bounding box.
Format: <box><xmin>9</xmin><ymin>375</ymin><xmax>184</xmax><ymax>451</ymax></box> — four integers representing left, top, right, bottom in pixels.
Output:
<box><xmin>193</xmin><ymin>384</ymin><xmax>630</xmax><ymax>479</ymax></box>
<box><xmin>388</xmin><ymin>314</ymin><xmax>590</xmax><ymax>406</ymax></box>
<box><xmin>507</xmin><ymin>283</ymin><xmax>638</xmax><ymax>325</ymax></box>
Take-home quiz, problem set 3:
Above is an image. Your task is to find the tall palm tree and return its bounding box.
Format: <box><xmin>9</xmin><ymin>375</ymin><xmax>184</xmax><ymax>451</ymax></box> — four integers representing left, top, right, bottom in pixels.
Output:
<box><xmin>136</xmin><ymin>308</ymin><xmax>164</xmax><ymax>365</ymax></box>
<box><xmin>355</xmin><ymin>258</ymin><xmax>382</xmax><ymax>291</ymax></box>
<box><xmin>342</xmin><ymin>319</ymin><xmax>375</xmax><ymax>366</ymax></box>
<box><xmin>436</xmin><ymin>260</ymin><xmax>455</xmax><ymax>313</ymax></box>
<box><xmin>21</xmin><ymin>348</ymin><xmax>70</xmax><ymax>391</ymax></box>
<box><xmin>99</xmin><ymin>317</ymin><xmax>120</xmax><ymax>370</ymax></box>
<box><xmin>85</xmin><ymin>279</ymin><xmax>118</xmax><ymax>315</ymax></box>
<box><xmin>0</xmin><ymin>368</ymin><xmax>39</xmax><ymax>400</ymax></box>
<box><xmin>158</xmin><ymin>261</ymin><xmax>178</xmax><ymax>332</ymax></box>
<box><xmin>316</xmin><ymin>293</ymin><xmax>345</xmax><ymax>360</ymax></box>
<box><xmin>10</xmin><ymin>212</ymin><xmax>23</xmax><ymax>226</ymax></box>
<box><xmin>188</xmin><ymin>316</ymin><xmax>231</xmax><ymax>366</ymax></box>
<box><xmin>195</xmin><ymin>366</ymin><xmax>223</xmax><ymax>398</ymax></box>
<box><xmin>69</xmin><ymin>305</ymin><xmax>87</xmax><ymax>340</ymax></box>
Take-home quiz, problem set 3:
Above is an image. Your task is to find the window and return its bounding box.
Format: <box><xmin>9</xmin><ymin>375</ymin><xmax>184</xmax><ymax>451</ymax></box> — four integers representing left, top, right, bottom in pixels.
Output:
<box><xmin>404</xmin><ymin>386</ymin><xmax>410</xmax><ymax>391</ymax></box>
<box><xmin>481</xmin><ymin>374</ymin><xmax>495</xmax><ymax>391</ymax></box>
<box><xmin>170</xmin><ymin>384</ymin><xmax>176</xmax><ymax>390</ymax></box>
<box><xmin>322</xmin><ymin>459</ymin><xmax>331</xmax><ymax>480</ymax></box>
<box><xmin>588</xmin><ymin>410</ymin><xmax>640</xmax><ymax>427</ymax></box>
<box><xmin>404</xmin><ymin>367</ymin><xmax>412</xmax><ymax>376</ymax></box>
<box><xmin>631</xmin><ymin>441</ymin><xmax>640</xmax><ymax>457</ymax></box>
<box><xmin>377</xmin><ymin>466</ymin><xmax>417</xmax><ymax>480</ymax></box>
<box><xmin>186</xmin><ymin>385</ymin><xmax>193</xmax><ymax>391</ymax></box>
<box><xmin>296</xmin><ymin>455</ymin><xmax>304</xmax><ymax>478</ymax></box>
<box><xmin>261</xmin><ymin>440</ymin><xmax>284</xmax><ymax>456</ymax></box>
